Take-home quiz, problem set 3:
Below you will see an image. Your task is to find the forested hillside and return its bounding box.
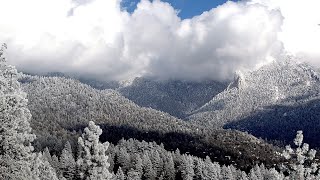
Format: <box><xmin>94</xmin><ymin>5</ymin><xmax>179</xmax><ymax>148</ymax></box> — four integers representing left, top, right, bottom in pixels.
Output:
<box><xmin>2</xmin><ymin>45</ymin><xmax>320</xmax><ymax>179</ymax></box>
<box><xmin>188</xmin><ymin>59</ymin><xmax>320</xmax><ymax>146</ymax></box>
<box><xmin>118</xmin><ymin>77</ymin><xmax>228</xmax><ymax>119</ymax></box>
<box><xmin>0</xmin><ymin>50</ymin><xmax>319</xmax><ymax>177</ymax></box>
<box><xmin>20</xmin><ymin>74</ymin><xmax>280</xmax><ymax>170</ymax></box>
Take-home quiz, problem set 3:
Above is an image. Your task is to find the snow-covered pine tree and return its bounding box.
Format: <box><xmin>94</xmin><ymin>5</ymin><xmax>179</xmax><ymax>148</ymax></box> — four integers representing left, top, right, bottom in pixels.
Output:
<box><xmin>76</xmin><ymin>121</ymin><xmax>113</xmax><ymax>180</ymax></box>
<box><xmin>51</xmin><ymin>154</ymin><xmax>61</xmax><ymax>175</ymax></box>
<box><xmin>194</xmin><ymin>157</ymin><xmax>205</xmax><ymax>179</ymax></box>
<box><xmin>60</xmin><ymin>141</ymin><xmax>76</xmax><ymax>179</ymax></box>
<box><xmin>133</xmin><ymin>153</ymin><xmax>143</xmax><ymax>179</ymax></box>
<box><xmin>117</xmin><ymin>147</ymin><xmax>131</xmax><ymax>172</ymax></box>
<box><xmin>126</xmin><ymin>168</ymin><xmax>140</xmax><ymax>180</ymax></box>
<box><xmin>142</xmin><ymin>153</ymin><xmax>156</xmax><ymax>180</ymax></box>
<box><xmin>0</xmin><ymin>44</ymin><xmax>56</xmax><ymax>179</ymax></box>
<box><xmin>221</xmin><ymin>165</ymin><xmax>235</xmax><ymax>180</ymax></box>
<box><xmin>162</xmin><ymin>152</ymin><xmax>175</xmax><ymax>180</ymax></box>
<box><xmin>151</xmin><ymin>150</ymin><xmax>163</xmax><ymax>176</ymax></box>
<box><xmin>42</xmin><ymin>147</ymin><xmax>53</xmax><ymax>164</ymax></box>
<box><xmin>32</xmin><ymin>152</ymin><xmax>59</xmax><ymax>180</ymax></box>
<box><xmin>180</xmin><ymin>155</ymin><xmax>195</xmax><ymax>180</ymax></box>
<box><xmin>203</xmin><ymin>156</ymin><xmax>221</xmax><ymax>179</ymax></box>
<box><xmin>282</xmin><ymin>130</ymin><xmax>319</xmax><ymax>179</ymax></box>
<box><xmin>115</xmin><ymin>167</ymin><xmax>125</xmax><ymax>180</ymax></box>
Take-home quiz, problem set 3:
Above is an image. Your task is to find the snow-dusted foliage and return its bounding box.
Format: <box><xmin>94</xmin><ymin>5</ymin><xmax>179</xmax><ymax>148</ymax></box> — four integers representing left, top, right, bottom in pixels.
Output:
<box><xmin>0</xmin><ymin>44</ymin><xmax>58</xmax><ymax>179</ymax></box>
<box><xmin>59</xmin><ymin>141</ymin><xmax>76</xmax><ymax>180</ymax></box>
<box><xmin>2</xmin><ymin>47</ymin><xmax>316</xmax><ymax>179</ymax></box>
<box><xmin>22</xmin><ymin>75</ymin><xmax>285</xmax><ymax>171</ymax></box>
<box><xmin>118</xmin><ymin>77</ymin><xmax>227</xmax><ymax>118</ymax></box>
<box><xmin>76</xmin><ymin>121</ymin><xmax>113</xmax><ymax>180</ymax></box>
<box><xmin>0</xmin><ymin>44</ymin><xmax>36</xmax><ymax>179</ymax></box>
<box><xmin>32</xmin><ymin>153</ymin><xmax>59</xmax><ymax>180</ymax></box>
<box><xmin>189</xmin><ymin>58</ymin><xmax>320</xmax><ymax>147</ymax></box>
<box><xmin>190</xmin><ymin>58</ymin><xmax>320</xmax><ymax>128</ymax></box>
<box><xmin>281</xmin><ymin>131</ymin><xmax>319</xmax><ymax>179</ymax></box>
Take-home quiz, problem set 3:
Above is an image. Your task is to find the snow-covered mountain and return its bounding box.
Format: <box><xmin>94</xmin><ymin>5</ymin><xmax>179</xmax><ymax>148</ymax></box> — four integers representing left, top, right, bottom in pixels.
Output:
<box><xmin>118</xmin><ymin>77</ymin><xmax>228</xmax><ymax>118</ymax></box>
<box><xmin>189</xmin><ymin>58</ymin><xmax>320</xmax><ymax>146</ymax></box>
<box><xmin>21</xmin><ymin>58</ymin><xmax>320</xmax><ymax>147</ymax></box>
<box><xmin>19</xmin><ymin>75</ymin><xmax>279</xmax><ymax>169</ymax></box>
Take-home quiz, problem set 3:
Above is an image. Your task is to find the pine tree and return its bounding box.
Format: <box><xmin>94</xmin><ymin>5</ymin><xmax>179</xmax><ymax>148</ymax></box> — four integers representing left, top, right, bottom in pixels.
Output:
<box><xmin>264</xmin><ymin>168</ymin><xmax>284</xmax><ymax>180</ymax></box>
<box><xmin>133</xmin><ymin>154</ymin><xmax>143</xmax><ymax>179</ymax></box>
<box><xmin>194</xmin><ymin>157</ymin><xmax>205</xmax><ymax>180</ymax></box>
<box><xmin>42</xmin><ymin>147</ymin><xmax>53</xmax><ymax>165</ymax></box>
<box><xmin>282</xmin><ymin>130</ymin><xmax>318</xmax><ymax>179</ymax></box>
<box><xmin>249</xmin><ymin>169</ymin><xmax>258</xmax><ymax>180</ymax></box>
<box><xmin>221</xmin><ymin>165</ymin><xmax>235</xmax><ymax>180</ymax></box>
<box><xmin>204</xmin><ymin>157</ymin><xmax>221</xmax><ymax>179</ymax></box>
<box><xmin>163</xmin><ymin>152</ymin><xmax>175</xmax><ymax>180</ymax></box>
<box><xmin>115</xmin><ymin>167</ymin><xmax>125</xmax><ymax>180</ymax></box>
<box><xmin>32</xmin><ymin>152</ymin><xmax>59</xmax><ymax>180</ymax></box>
<box><xmin>0</xmin><ymin>44</ymin><xmax>57</xmax><ymax>179</ymax></box>
<box><xmin>142</xmin><ymin>153</ymin><xmax>156</xmax><ymax>180</ymax></box>
<box><xmin>117</xmin><ymin>147</ymin><xmax>131</xmax><ymax>172</ymax></box>
<box><xmin>60</xmin><ymin>141</ymin><xmax>76</xmax><ymax>179</ymax></box>
<box><xmin>76</xmin><ymin>121</ymin><xmax>113</xmax><ymax>180</ymax></box>
<box><xmin>239</xmin><ymin>171</ymin><xmax>249</xmax><ymax>180</ymax></box>
<box><xmin>180</xmin><ymin>155</ymin><xmax>194</xmax><ymax>180</ymax></box>
<box><xmin>51</xmin><ymin>154</ymin><xmax>61</xmax><ymax>175</ymax></box>
<box><xmin>127</xmin><ymin>168</ymin><xmax>141</xmax><ymax>180</ymax></box>
<box><xmin>151</xmin><ymin>150</ymin><xmax>163</xmax><ymax>176</ymax></box>
<box><xmin>252</xmin><ymin>165</ymin><xmax>262</xmax><ymax>180</ymax></box>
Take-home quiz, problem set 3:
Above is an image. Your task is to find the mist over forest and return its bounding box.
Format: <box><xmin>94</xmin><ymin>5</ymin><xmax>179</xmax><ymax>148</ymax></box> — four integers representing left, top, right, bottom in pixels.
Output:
<box><xmin>1</xmin><ymin>0</ymin><xmax>320</xmax><ymax>179</ymax></box>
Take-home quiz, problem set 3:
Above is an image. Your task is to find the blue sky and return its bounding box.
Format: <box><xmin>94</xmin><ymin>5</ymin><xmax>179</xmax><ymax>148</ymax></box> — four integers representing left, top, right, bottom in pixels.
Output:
<box><xmin>121</xmin><ymin>0</ymin><xmax>231</xmax><ymax>19</ymax></box>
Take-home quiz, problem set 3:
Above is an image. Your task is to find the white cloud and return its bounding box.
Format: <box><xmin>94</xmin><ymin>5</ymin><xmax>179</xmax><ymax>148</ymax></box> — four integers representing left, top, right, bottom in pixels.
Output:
<box><xmin>250</xmin><ymin>0</ymin><xmax>320</xmax><ymax>65</ymax></box>
<box><xmin>0</xmin><ymin>0</ymin><xmax>317</xmax><ymax>81</ymax></box>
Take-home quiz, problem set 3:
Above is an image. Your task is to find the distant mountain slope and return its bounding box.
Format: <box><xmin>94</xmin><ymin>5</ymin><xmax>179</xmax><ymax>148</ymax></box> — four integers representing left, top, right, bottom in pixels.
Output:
<box><xmin>20</xmin><ymin>75</ymin><xmax>280</xmax><ymax>169</ymax></box>
<box><xmin>189</xmin><ymin>59</ymin><xmax>320</xmax><ymax>146</ymax></box>
<box><xmin>23</xmin><ymin>73</ymin><xmax>228</xmax><ymax>119</ymax></box>
<box><xmin>118</xmin><ymin>77</ymin><xmax>228</xmax><ymax>118</ymax></box>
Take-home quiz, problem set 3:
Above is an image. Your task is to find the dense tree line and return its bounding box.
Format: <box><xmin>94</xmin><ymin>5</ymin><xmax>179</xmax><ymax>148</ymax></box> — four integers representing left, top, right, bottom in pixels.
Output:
<box><xmin>2</xmin><ymin>47</ymin><xmax>320</xmax><ymax>179</ymax></box>
<box><xmin>36</xmin><ymin>122</ymin><xmax>320</xmax><ymax>180</ymax></box>
<box><xmin>20</xmin><ymin>74</ymin><xmax>281</xmax><ymax>170</ymax></box>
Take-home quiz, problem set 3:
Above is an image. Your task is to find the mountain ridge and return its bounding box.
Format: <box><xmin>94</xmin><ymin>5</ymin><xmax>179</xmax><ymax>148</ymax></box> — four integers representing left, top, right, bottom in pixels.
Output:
<box><xmin>188</xmin><ymin>58</ymin><xmax>320</xmax><ymax>146</ymax></box>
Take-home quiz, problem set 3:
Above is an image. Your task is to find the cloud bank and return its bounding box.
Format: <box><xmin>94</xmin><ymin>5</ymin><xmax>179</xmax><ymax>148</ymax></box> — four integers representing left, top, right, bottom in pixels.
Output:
<box><xmin>0</xmin><ymin>0</ymin><xmax>319</xmax><ymax>81</ymax></box>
